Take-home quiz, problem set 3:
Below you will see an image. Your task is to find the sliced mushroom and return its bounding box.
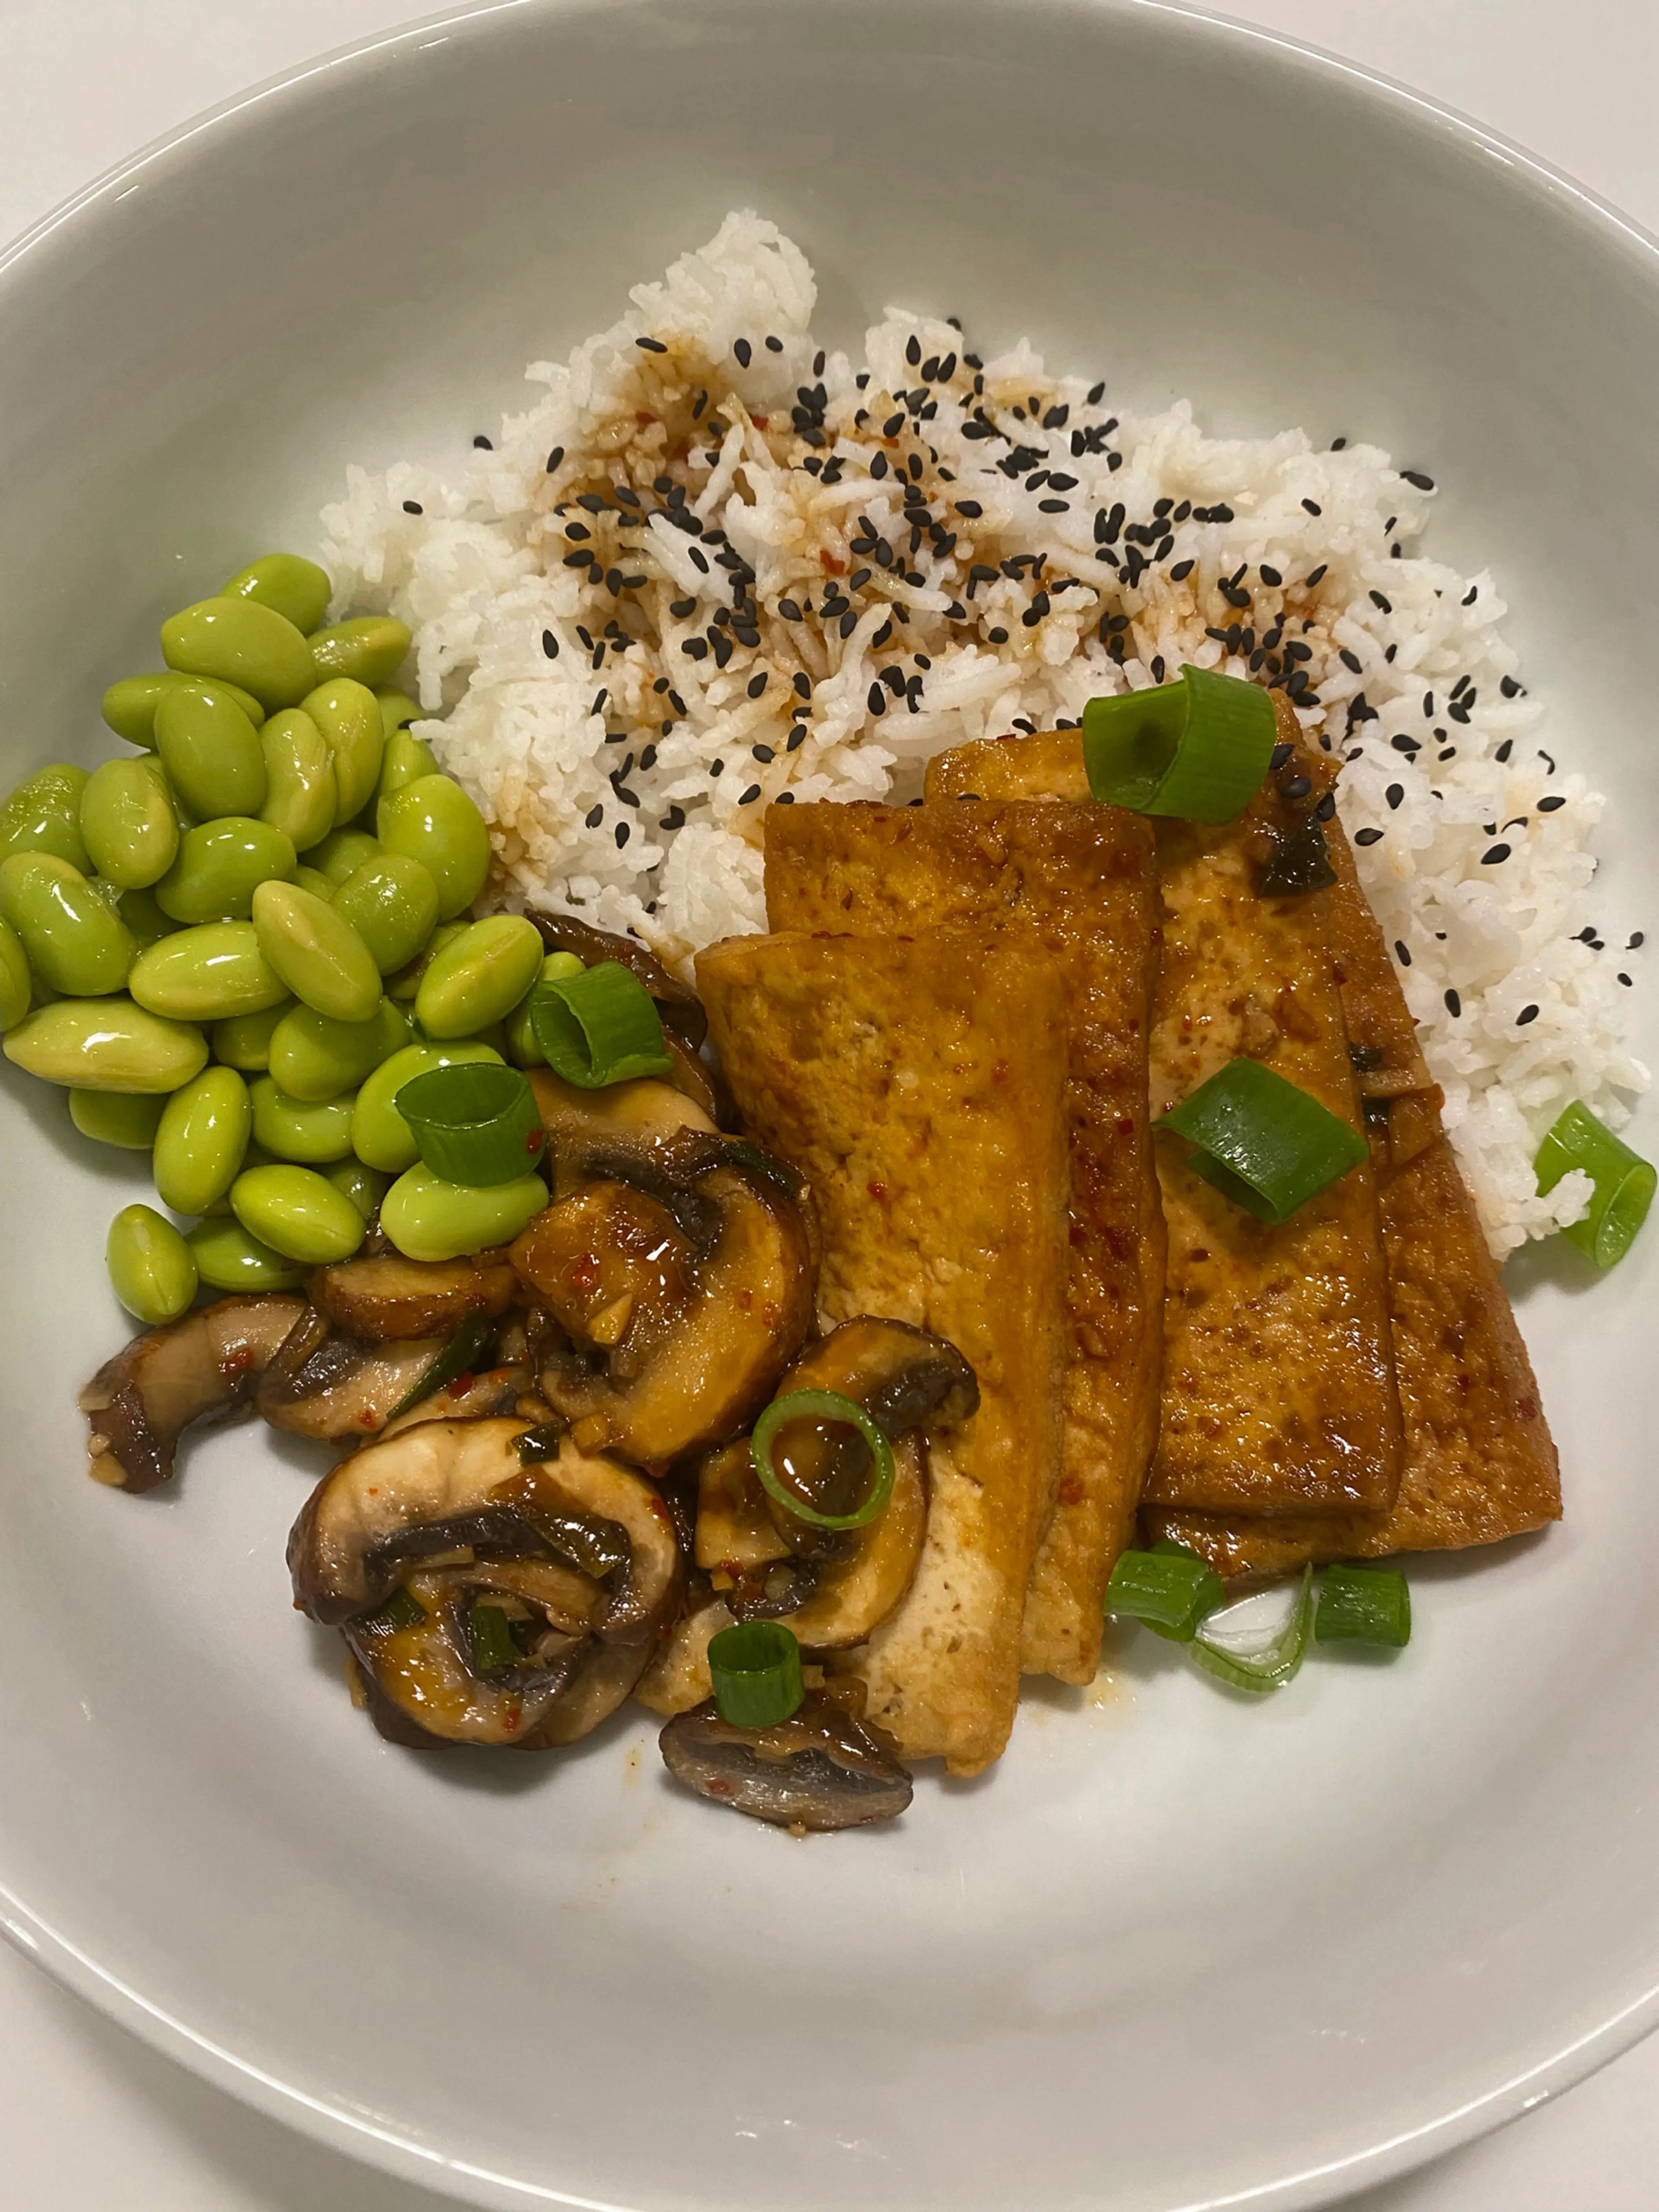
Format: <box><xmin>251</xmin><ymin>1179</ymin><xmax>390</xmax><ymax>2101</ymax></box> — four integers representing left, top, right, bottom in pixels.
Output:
<box><xmin>753</xmin><ymin>1439</ymin><xmax>928</xmax><ymax>1650</ymax></box>
<box><xmin>525</xmin><ymin>910</ymin><xmax>707</xmax><ymax>1050</ymax></box>
<box><xmin>528</xmin><ymin>1065</ymin><xmax>715</xmax><ymax>1164</ymax></box>
<box><xmin>659</xmin><ymin>1693</ymin><xmax>913</xmax><ymax>1830</ymax></box>
<box><xmin>307</xmin><ymin>1251</ymin><xmax>518</xmax><ymax>1343</ymax></box>
<box><xmin>254</xmin><ymin>1307</ymin><xmax>526</xmax><ymax>1442</ymax></box>
<box><xmin>696</xmin><ymin>1440</ymin><xmax>791</xmax><ymax>1574</ymax></box>
<box><xmin>633</xmin><ymin>1597</ymin><xmax>733</xmax><ymax>1716</ymax></box>
<box><xmin>81</xmin><ymin>1295</ymin><xmax>308</xmax><ymax>1492</ymax></box>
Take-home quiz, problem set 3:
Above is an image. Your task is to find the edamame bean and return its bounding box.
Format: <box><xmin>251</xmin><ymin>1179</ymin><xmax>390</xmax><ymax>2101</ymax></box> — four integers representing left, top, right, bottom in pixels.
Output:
<box><xmin>156</xmin><ymin>817</ymin><xmax>297</xmax><ymax>925</ymax></box>
<box><xmin>3</xmin><ymin>997</ymin><xmax>208</xmax><ymax>1091</ymax></box>
<box><xmin>231</xmin><ymin>1162</ymin><xmax>365</xmax><ymax>1264</ymax></box>
<box><xmin>70</xmin><ymin>1088</ymin><xmax>168</xmax><ymax>1148</ymax></box>
<box><xmin>107</xmin><ymin>1204</ymin><xmax>198</xmax><ymax>1324</ymax></box>
<box><xmin>376</xmin><ymin>728</ymin><xmax>437</xmax><ymax>803</ymax></box>
<box><xmin>1</xmin><ymin>764</ymin><xmax>91</xmax><ymax>871</ymax></box>
<box><xmin>309</xmin><ymin>827</ymin><xmax>381</xmax><ymax>886</ymax></box>
<box><xmin>351</xmin><ymin>1039</ymin><xmax>502</xmax><ymax>1171</ymax></box>
<box><xmin>415</xmin><ymin>913</ymin><xmax>543</xmax><ymax>1040</ymax></box>
<box><xmin>129</xmin><ymin>920</ymin><xmax>287</xmax><ymax>1022</ymax></box>
<box><xmin>197</xmin><ymin>1137</ymin><xmax>275</xmax><ymax>1216</ymax></box>
<box><xmin>117</xmin><ymin>886</ymin><xmax>181</xmax><ymax>949</ymax></box>
<box><xmin>211</xmin><ymin>1000</ymin><xmax>292</xmax><ymax>1070</ymax></box>
<box><xmin>153</xmin><ymin>1065</ymin><xmax>253</xmax><ymax>1214</ymax></box>
<box><xmin>187</xmin><ymin>1216</ymin><xmax>305</xmax><ymax>1292</ymax></box>
<box><xmin>221</xmin><ymin>554</ymin><xmax>333</xmax><ymax>637</ymax></box>
<box><xmin>303</xmin><ymin>678</ymin><xmax>384</xmax><ymax>822</ymax></box>
<box><xmin>293</xmin><ymin>866</ymin><xmax>334</xmax><ymax>899</ymax></box>
<box><xmin>505</xmin><ymin>950</ymin><xmax>584</xmax><ymax>1065</ymax></box>
<box><xmin>251</xmin><ymin>880</ymin><xmax>381</xmax><ymax>1023</ymax></box>
<box><xmin>250</xmin><ymin>1074</ymin><xmax>357</xmax><ymax>1163</ymax></box>
<box><xmin>0</xmin><ymin>915</ymin><xmax>29</xmax><ymax>1031</ymax></box>
<box><xmin>259</xmin><ymin>708</ymin><xmax>336</xmax><ymax>852</ymax></box>
<box><xmin>375</xmin><ymin>688</ymin><xmax>421</xmax><ymax>738</ymax></box>
<box><xmin>268</xmin><ymin>995</ymin><xmax>408</xmax><ymax>1103</ymax></box>
<box><xmin>381</xmin><ymin>1162</ymin><xmax>548</xmax><ymax>1263</ymax></box>
<box><xmin>386</xmin><ymin>919</ymin><xmax>465</xmax><ymax>1001</ymax></box>
<box><xmin>0</xmin><ymin>853</ymin><xmax>136</xmax><ymax>995</ymax></box>
<box><xmin>162</xmin><ymin>595</ymin><xmax>316</xmax><ymax>711</ymax></box>
<box><xmin>377</xmin><ymin>775</ymin><xmax>490</xmax><ymax>919</ymax></box>
<box><xmin>329</xmin><ymin>851</ymin><xmax>439</xmax><ymax>974</ymax></box>
<box><xmin>324</xmin><ymin>1157</ymin><xmax>391</xmax><ymax>1219</ymax></box>
<box><xmin>78</xmin><ymin>757</ymin><xmax>179</xmax><ymax>890</ymax></box>
<box><xmin>101</xmin><ymin>671</ymin><xmax>267</xmax><ymax>750</ymax></box>
<box><xmin>307</xmin><ymin>615</ymin><xmax>411</xmax><ymax>689</ymax></box>
<box><xmin>154</xmin><ymin>678</ymin><xmax>268</xmax><ymax>819</ymax></box>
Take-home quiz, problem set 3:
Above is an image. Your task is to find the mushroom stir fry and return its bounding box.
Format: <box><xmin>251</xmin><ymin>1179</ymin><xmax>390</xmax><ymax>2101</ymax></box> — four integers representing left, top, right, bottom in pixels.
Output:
<box><xmin>82</xmin><ymin>956</ymin><xmax>980</xmax><ymax>1833</ymax></box>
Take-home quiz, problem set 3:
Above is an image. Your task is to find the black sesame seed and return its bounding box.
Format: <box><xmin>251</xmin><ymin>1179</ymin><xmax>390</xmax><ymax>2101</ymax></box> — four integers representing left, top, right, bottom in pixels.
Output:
<box><xmin>739</xmin><ymin>784</ymin><xmax>761</xmax><ymax>805</ymax></box>
<box><xmin>1269</xmin><ymin>743</ymin><xmax>1295</xmax><ymax>771</ymax></box>
<box><xmin>1354</xmin><ymin>827</ymin><xmax>1384</xmax><ymax>847</ymax></box>
<box><xmin>1170</xmin><ymin>559</ymin><xmax>1195</xmax><ymax>582</ymax></box>
<box><xmin>987</xmin><ymin>627</ymin><xmax>1009</xmax><ymax>644</ymax></box>
<box><xmin>1386</xmin><ymin>783</ymin><xmax>1404</xmax><ymax>810</ymax></box>
<box><xmin>584</xmin><ymin>803</ymin><xmax>603</xmax><ymax>829</ymax></box>
<box><xmin>1315</xmin><ymin>792</ymin><xmax>1336</xmax><ymax>821</ymax></box>
<box><xmin>545</xmin><ymin>446</ymin><xmax>565</xmax><ymax>473</ymax></box>
<box><xmin>1301</xmin><ymin>498</ymin><xmax>1322</xmax><ymax>516</ymax></box>
<box><xmin>1537</xmin><ymin>795</ymin><xmax>1566</xmax><ymax>813</ymax></box>
<box><xmin>1305</xmin><ymin>564</ymin><xmax>1328</xmax><ymax>587</ymax></box>
<box><xmin>764</xmin><ymin>334</ymin><xmax>783</xmax><ymax>353</ymax></box>
<box><xmin>669</xmin><ymin>597</ymin><xmax>696</xmax><ymax>620</ymax></box>
<box><xmin>1395</xmin><ymin>940</ymin><xmax>1411</xmax><ymax>965</ymax></box>
<box><xmin>635</xmin><ymin>334</ymin><xmax>668</xmax><ymax>354</ymax></box>
<box><xmin>1481</xmin><ymin>844</ymin><xmax>1511</xmax><ymax>865</ymax></box>
<box><xmin>1402</xmin><ymin>469</ymin><xmax>1435</xmax><ymax>491</ymax></box>
<box><xmin>1515</xmin><ymin>1004</ymin><xmax>1539</xmax><ymax>1025</ymax></box>
<box><xmin>473</xmin><ymin>434</ymin><xmax>493</xmax><ymax>449</ymax></box>
<box><xmin>541</xmin><ymin>629</ymin><xmax>559</xmax><ymax>659</ymax></box>
<box><xmin>733</xmin><ymin>338</ymin><xmax>752</xmax><ymax>367</ymax></box>
<box><xmin>1281</xmin><ymin>775</ymin><xmax>1313</xmax><ymax>801</ymax></box>
<box><xmin>1444</xmin><ymin>988</ymin><xmax>1461</xmax><ymax>1015</ymax></box>
<box><xmin>401</xmin><ymin>500</ymin><xmax>423</xmax><ymax>516</ymax></box>
<box><xmin>1500</xmin><ymin>675</ymin><xmax>1524</xmax><ymax>698</ymax></box>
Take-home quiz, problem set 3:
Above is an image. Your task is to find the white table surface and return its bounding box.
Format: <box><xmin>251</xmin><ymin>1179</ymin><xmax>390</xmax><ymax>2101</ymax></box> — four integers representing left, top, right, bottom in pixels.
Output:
<box><xmin>3</xmin><ymin>1</ymin><xmax>1658</xmax><ymax>2205</ymax></box>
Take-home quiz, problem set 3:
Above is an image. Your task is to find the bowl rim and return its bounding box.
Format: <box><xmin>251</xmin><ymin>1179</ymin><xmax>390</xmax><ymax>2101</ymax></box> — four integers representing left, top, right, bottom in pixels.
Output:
<box><xmin>3</xmin><ymin>1</ymin><xmax>1658</xmax><ymax>2206</ymax></box>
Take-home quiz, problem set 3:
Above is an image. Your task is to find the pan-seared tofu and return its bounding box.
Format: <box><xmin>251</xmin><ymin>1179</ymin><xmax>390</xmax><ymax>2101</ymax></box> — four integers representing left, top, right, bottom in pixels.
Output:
<box><xmin>765</xmin><ymin>796</ymin><xmax>1163</xmax><ymax>1686</ymax></box>
<box><xmin>696</xmin><ymin>926</ymin><xmax>1071</xmax><ymax>1775</ymax></box>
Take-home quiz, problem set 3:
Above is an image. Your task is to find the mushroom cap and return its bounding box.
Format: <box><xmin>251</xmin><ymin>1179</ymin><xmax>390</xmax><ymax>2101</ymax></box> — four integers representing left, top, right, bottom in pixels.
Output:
<box><xmin>659</xmin><ymin>1693</ymin><xmax>914</xmax><ymax>1830</ymax></box>
<box><xmin>307</xmin><ymin>1251</ymin><xmax>518</xmax><ymax>1342</ymax></box>
<box><xmin>81</xmin><ymin>1294</ymin><xmax>308</xmax><ymax>1491</ymax></box>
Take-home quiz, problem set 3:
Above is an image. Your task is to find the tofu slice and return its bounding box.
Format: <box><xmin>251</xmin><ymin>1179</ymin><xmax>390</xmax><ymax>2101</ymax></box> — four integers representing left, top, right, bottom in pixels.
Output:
<box><xmin>765</xmin><ymin>796</ymin><xmax>1163</xmax><ymax>1686</ymax></box>
<box><xmin>696</xmin><ymin>927</ymin><xmax>1070</xmax><ymax>1774</ymax></box>
<box><xmin>928</xmin><ymin>727</ymin><xmax>1405</xmax><ymax>1519</ymax></box>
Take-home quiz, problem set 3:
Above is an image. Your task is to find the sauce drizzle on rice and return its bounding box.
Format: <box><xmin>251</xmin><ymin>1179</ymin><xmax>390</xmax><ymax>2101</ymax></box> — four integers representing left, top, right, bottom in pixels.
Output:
<box><xmin>321</xmin><ymin>210</ymin><xmax>1645</xmax><ymax>1259</ymax></box>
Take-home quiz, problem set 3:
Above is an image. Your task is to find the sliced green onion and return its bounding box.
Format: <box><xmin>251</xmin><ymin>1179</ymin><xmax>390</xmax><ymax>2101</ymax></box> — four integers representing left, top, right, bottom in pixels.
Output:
<box><xmin>1159</xmin><ymin>1056</ymin><xmax>1368</xmax><ymax>1225</ymax></box>
<box><xmin>386</xmin><ymin>1309</ymin><xmax>495</xmax><ymax>1421</ymax></box>
<box><xmin>1082</xmin><ymin>663</ymin><xmax>1277</xmax><ymax>823</ymax></box>
<box><xmin>1315</xmin><ymin>1563</ymin><xmax>1411</xmax><ymax>1648</ymax></box>
<box><xmin>1189</xmin><ymin>1564</ymin><xmax>1314</xmax><ymax>1693</ymax></box>
<box><xmin>707</xmin><ymin>1620</ymin><xmax>804</xmax><ymax>1727</ymax></box>
<box><xmin>468</xmin><ymin>1600</ymin><xmax>517</xmax><ymax>1678</ymax></box>
<box><xmin>750</xmin><ymin>1388</ymin><xmax>897</xmax><ymax>1531</ymax></box>
<box><xmin>515</xmin><ymin>1422</ymin><xmax>564</xmax><ymax>1464</ymax></box>
<box><xmin>1534</xmin><ymin>1100</ymin><xmax>1655</xmax><ymax>1269</ymax></box>
<box><xmin>529</xmin><ymin>960</ymin><xmax>673</xmax><ymax>1089</ymax></box>
<box><xmin>394</xmin><ymin>1061</ymin><xmax>546</xmax><ymax>1187</ymax></box>
<box><xmin>1104</xmin><ymin>1543</ymin><xmax>1226</xmax><ymax>1642</ymax></box>
<box><xmin>1255</xmin><ymin>812</ymin><xmax>1337</xmax><ymax>897</ymax></box>
<box><xmin>358</xmin><ymin>1585</ymin><xmax>426</xmax><ymax>1634</ymax></box>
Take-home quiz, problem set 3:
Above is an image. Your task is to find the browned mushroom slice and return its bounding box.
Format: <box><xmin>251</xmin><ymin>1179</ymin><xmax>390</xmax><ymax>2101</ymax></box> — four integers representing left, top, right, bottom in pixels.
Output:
<box><xmin>659</xmin><ymin>1693</ymin><xmax>913</xmax><ymax>1829</ymax></box>
<box><xmin>81</xmin><ymin>1294</ymin><xmax>308</xmax><ymax>1492</ymax></box>
<box><xmin>633</xmin><ymin>1597</ymin><xmax>734</xmax><ymax>1717</ymax></box>
<box><xmin>525</xmin><ymin>910</ymin><xmax>707</xmax><ymax>1050</ymax></box>
<box><xmin>307</xmin><ymin>1252</ymin><xmax>518</xmax><ymax>1343</ymax></box>
<box><xmin>754</xmin><ymin>1439</ymin><xmax>928</xmax><ymax>1649</ymax></box>
<box><xmin>528</xmin><ymin>1066</ymin><xmax>715</xmax><ymax>1166</ymax></box>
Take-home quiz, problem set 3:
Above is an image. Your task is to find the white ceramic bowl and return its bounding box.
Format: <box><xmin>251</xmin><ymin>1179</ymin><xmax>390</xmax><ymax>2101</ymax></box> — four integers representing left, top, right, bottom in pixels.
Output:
<box><xmin>2</xmin><ymin>4</ymin><xmax>1657</xmax><ymax>2208</ymax></box>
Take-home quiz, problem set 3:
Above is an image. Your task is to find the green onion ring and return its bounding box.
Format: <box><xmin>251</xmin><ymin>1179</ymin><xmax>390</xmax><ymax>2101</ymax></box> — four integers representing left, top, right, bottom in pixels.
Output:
<box><xmin>707</xmin><ymin>1619</ymin><xmax>805</xmax><ymax>1728</ymax></box>
<box><xmin>1189</xmin><ymin>1565</ymin><xmax>1314</xmax><ymax>1694</ymax></box>
<box><xmin>386</xmin><ymin>1308</ymin><xmax>496</xmax><ymax>1421</ymax></box>
<box><xmin>394</xmin><ymin>1060</ymin><xmax>546</xmax><ymax>1187</ymax></box>
<box><xmin>1105</xmin><ymin>1542</ymin><xmax>1226</xmax><ymax>1642</ymax></box>
<box><xmin>750</xmin><ymin>1388</ymin><xmax>897</xmax><ymax>1531</ymax></box>
<box><xmin>1314</xmin><ymin>1563</ymin><xmax>1411</xmax><ymax>1649</ymax></box>
<box><xmin>468</xmin><ymin>1600</ymin><xmax>518</xmax><ymax>1678</ymax></box>
<box><xmin>1159</xmin><ymin>1056</ymin><xmax>1369</xmax><ymax>1225</ymax></box>
<box><xmin>1082</xmin><ymin>663</ymin><xmax>1277</xmax><ymax>823</ymax></box>
<box><xmin>1534</xmin><ymin>1099</ymin><xmax>1656</xmax><ymax>1269</ymax></box>
<box><xmin>529</xmin><ymin>960</ymin><xmax>673</xmax><ymax>1089</ymax></box>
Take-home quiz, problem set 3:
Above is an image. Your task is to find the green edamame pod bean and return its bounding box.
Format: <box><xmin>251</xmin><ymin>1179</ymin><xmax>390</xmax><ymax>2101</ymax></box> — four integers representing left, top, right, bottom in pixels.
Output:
<box><xmin>307</xmin><ymin>615</ymin><xmax>411</xmax><ymax>690</ymax></box>
<box><xmin>108</xmin><ymin>1204</ymin><xmax>198</xmax><ymax>1324</ymax></box>
<box><xmin>0</xmin><ymin>915</ymin><xmax>29</xmax><ymax>1031</ymax></box>
<box><xmin>308</xmin><ymin>827</ymin><xmax>381</xmax><ymax>886</ymax></box>
<box><xmin>186</xmin><ymin>1216</ymin><xmax>305</xmax><ymax>1292</ymax></box>
<box><xmin>0</xmin><ymin>852</ymin><xmax>136</xmax><ymax>995</ymax></box>
<box><xmin>251</xmin><ymin>880</ymin><xmax>381</xmax><ymax>1023</ymax></box>
<box><xmin>376</xmin><ymin>728</ymin><xmax>438</xmax><ymax>804</ymax></box>
<box><xmin>221</xmin><ymin>554</ymin><xmax>333</xmax><ymax>637</ymax></box>
<box><xmin>154</xmin><ymin>678</ymin><xmax>268</xmax><ymax>819</ymax></box>
<box><xmin>102</xmin><ymin>671</ymin><xmax>266</xmax><ymax>750</ymax></box>
<box><xmin>197</xmin><ymin>1136</ymin><xmax>275</xmax><ymax>1216</ymax></box>
<box><xmin>415</xmin><ymin>913</ymin><xmax>543</xmax><ymax>1040</ymax></box>
<box><xmin>129</xmin><ymin>920</ymin><xmax>287</xmax><ymax>1022</ymax></box>
<box><xmin>303</xmin><ymin>678</ymin><xmax>384</xmax><ymax>821</ymax></box>
<box><xmin>3</xmin><ymin>997</ymin><xmax>207</xmax><ymax>1091</ymax></box>
<box><xmin>381</xmin><ymin>1162</ymin><xmax>548</xmax><ymax>1264</ymax></box>
<box><xmin>324</xmin><ymin>1157</ymin><xmax>391</xmax><ymax>1220</ymax></box>
<box><xmin>211</xmin><ymin>1000</ymin><xmax>292</xmax><ymax>1070</ymax></box>
<box><xmin>268</xmin><ymin>995</ymin><xmax>409</xmax><ymax>1103</ymax></box>
<box><xmin>79</xmin><ymin>757</ymin><xmax>178</xmax><ymax>890</ymax></box>
<box><xmin>161</xmin><ymin>595</ymin><xmax>316</xmax><ymax>711</ymax></box>
<box><xmin>117</xmin><ymin>886</ymin><xmax>181</xmax><ymax>950</ymax></box>
<box><xmin>351</xmin><ymin>1039</ymin><xmax>502</xmax><ymax>1172</ymax></box>
<box><xmin>377</xmin><ymin>775</ymin><xmax>490</xmax><ymax>919</ymax></box>
<box><xmin>70</xmin><ymin>1088</ymin><xmax>168</xmax><ymax>1149</ymax></box>
<box><xmin>153</xmin><ymin>1065</ymin><xmax>253</xmax><ymax>1215</ymax></box>
<box><xmin>1</xmin><ymin>764</ymin><xmax>91</xmax><ymax>871</ymax></box>
<box><xmin>156</xmin><ymin>817</ymin><xmax>297</xmax><ymax>926</ymax></box>
<box><xmin>386</xmin><ymin>919</ymin><xmax>466</xmax><ymax>1001</ymax></box>
<box><xmin>504</xmin><ymin>950</ymin><xmax>584</xmax><ymax>1065</ymax></box>
<box><xmin>330</xmin><ymin>852</ymin><xmax>439</xmax><ymax>975</ymax></box>
<box><xmin>250</xmin><ymin>1074</ymin><xmax>356</xmax><ymax>1163</ymax></box>
<box><xmin>376</xmin><ymin>688</ymin><xmax>420</xmax><ymax>736</ymax></box>
<box><xmin>259</xmin><ymin>708</ymin><xmax>337</xmax><ymax>852</ymax></box>
<box><xmin>292</xmin><ymin>866</ymin><xmax>334</xmax><ymax>899</ymax></box>
<box><xmin>231</xmin><ymin>1162</ymin><xmax>365</xmax><ymax>1264</ymax></box>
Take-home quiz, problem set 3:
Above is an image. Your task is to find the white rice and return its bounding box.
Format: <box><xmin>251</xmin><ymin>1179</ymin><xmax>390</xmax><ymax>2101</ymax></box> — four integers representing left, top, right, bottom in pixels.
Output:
<box><xmin>321</xmin><ymin>211</ymin><xmax>1645</xmax><ymax>1257</ymax></box>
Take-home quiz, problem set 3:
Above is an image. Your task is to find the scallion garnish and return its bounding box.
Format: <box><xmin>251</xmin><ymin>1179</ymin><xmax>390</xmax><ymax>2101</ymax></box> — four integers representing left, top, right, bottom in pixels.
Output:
<box><xmin>707</xmin><ymin>1620</ymin><xmax>804</xmax><ymax>1727</ymax></box>
<box><xmin>394</xmin><ymin>1060</ymin><xmax>546</xmax><ymax>1187</ymax></box>
<box><xmin>1082</xmin><ymin>664</ymin><xmax>1277</xmax><ymax>822</ymax></box>
<box><xmin>1315</xmin><ymin>1563</ymin><xmax>1411</xmax><ymax>1648</ymax></box>
<box><xmin>529</xmin><ymin>960</ymin><xmax>673</xmax><ymax>1088</ymax></box>
<box><xmin>386</xmin><ymin>1309</ymin><xmax>495</xmax><ymax>1421</ymax></box>
<box><xmin>1188</xmin><ymin>1565</ymin><xmax>1314</xmax><ymax>1693</ymax></box>
<box><xmin>1534</xmin><ymin>1100</ymin><xmax>1655</xmax><ymax>1269</ymax></box>
<box><xmin>515</xmin><ymin>1422</ymin><xmax>565</xmax><ymax>1464</ymax></box>
<box><xmin>1159</xmin><ymin>1057</ymin><xmax>1368</xmax><ymax>1224</ymax></box>
<box><xmin>468</xmin><ymin>1600</ymin><xmax>518</xmax><ymax>1678</ymax></box>
<box><xmin>750</xmin><ymin>1388</ymin><xmax>897</xmax><ymax>1531</ymax></box>
<box><xmin>358</xmin><ymin>1585</ymin><xmax>426</xmax><ymax>1634</ymax></box>
<box><xmin>1104</xmin><ymin>1542</ymin><xmax>1225</xmax><ymax>1641</ymax></box>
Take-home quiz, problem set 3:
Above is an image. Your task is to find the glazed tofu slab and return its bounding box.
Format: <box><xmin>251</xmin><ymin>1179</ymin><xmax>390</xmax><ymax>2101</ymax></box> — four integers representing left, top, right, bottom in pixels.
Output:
<box><xmin>765</xmin><ymin>796</ymin><xmax>1164</xmax><ymax>1686</ymax></box>
<box><xmin>697</xmin><ymin>926</ymin><xmax>1070</xmax><ymax>1774</ymax></box>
